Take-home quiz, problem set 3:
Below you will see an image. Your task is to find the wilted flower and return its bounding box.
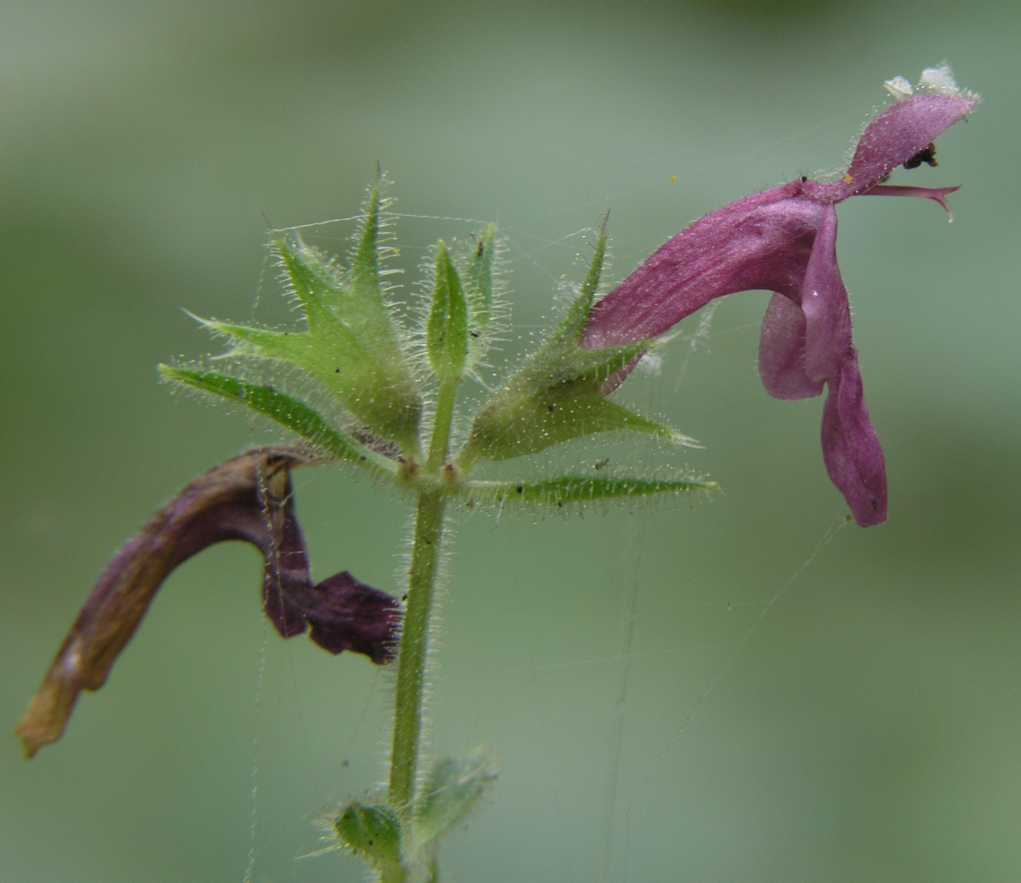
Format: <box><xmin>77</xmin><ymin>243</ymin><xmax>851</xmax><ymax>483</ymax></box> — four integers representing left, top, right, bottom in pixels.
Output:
<box><xmin>582</xmin><ymin>65</ymin><xmax>978</xmax><ymax>526</ymax></box>
<box><xmin>16</xmin><ymin>447</ymin><xmax>401</xmax><ymax>757</ymax></box>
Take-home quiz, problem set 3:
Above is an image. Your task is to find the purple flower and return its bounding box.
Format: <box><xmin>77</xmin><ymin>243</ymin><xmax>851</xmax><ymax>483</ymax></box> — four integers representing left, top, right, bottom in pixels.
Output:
<box><xmin>582</xmin><ymin>66</ymin><xmax>978</xmax><ymax>526</ymax></box>
<box><xmin>16</xmin><ymin>447</ymin><xmax>401</xmax><ymax>757</ymax></box>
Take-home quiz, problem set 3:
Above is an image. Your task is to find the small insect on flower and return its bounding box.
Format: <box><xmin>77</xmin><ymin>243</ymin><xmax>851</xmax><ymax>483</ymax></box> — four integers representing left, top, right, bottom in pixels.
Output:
<box><xmin>903</xmin><ymin>142</ymin><xmax>937</xmax><ymax>169</ymax></box>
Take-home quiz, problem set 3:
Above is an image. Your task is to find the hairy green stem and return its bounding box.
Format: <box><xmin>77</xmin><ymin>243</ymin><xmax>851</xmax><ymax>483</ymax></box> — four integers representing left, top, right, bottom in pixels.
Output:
<box><xmin>385</xmin><ymin>376</ymin><xmax>460</xmax><ymax>880</ymax></box>
<box><xmin>427</xmin><ymin>378</ymin><xmax>459</xmax><ymax>471</ymax></box>
<box><xmin>388</xmin><ymin>489</ymin><xmax>446</xmax><ymax>812</ymax></box>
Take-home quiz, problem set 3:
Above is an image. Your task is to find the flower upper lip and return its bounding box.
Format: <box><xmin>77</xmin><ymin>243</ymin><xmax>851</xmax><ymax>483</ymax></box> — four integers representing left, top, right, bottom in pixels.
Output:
<box><xmin>840</xmin><ymin>92</ymin><xmax>976</xmax><ymax>197</ymax></box>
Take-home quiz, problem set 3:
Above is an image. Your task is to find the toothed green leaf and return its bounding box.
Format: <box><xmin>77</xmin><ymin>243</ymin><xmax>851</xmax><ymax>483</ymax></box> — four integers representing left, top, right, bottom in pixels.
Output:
<box><xmin>159</xmin><ymin>366</ymin><xmax>398</xmax><ymax>476</ymax></box>
<box><xmin>463</xmin><ymin>339</ymin><xmax>688</xmax><ymax>461</ymax></box>
<box><xmin>427</xmin><ymin>241</ymin><xmax>469</xmax><ymax>381</ymax></box>
<box><xmin>414</xmin><ymin>754</ymin><xmax>497</xmax><ymax>847</ymax></box>
<box><xmin>334</xmin><ymin>802</ymin><xmax>401</xmax><ymax>869</ymax></box>
<box><xmin>463</xmin><ymin>474</ymin><xmax>718</xmax><ymax>507</ymax></box>
<box><xmin>192</xmin><ymin>288</ymin><xmax>421</xmax><ymax>453</ymax></box>
<box><xmin>274</xmin><ymin>183</ymin><xmax>404</xmax><ymax>349</ymax></box>
<box><xmin>179</xmin><ymin>176</ymin><xmax>422</xmax><ymax>454</ymax></box>
<box><xmin>466</xmin><ymin>388</ymin><xmax>678</xmax><ymax>461</ymax></box>
<box><xmin>461</xmin><ymin>214</ymin><xmax>693</xmax><ymax>463</ymax></box>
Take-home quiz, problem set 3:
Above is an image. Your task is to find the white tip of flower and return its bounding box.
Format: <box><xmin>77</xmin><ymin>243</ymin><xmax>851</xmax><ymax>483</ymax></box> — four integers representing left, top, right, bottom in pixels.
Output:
<box><xmin>883</xmin><ymin>75</ymin><xmax>914</xmax><ymax>101</ymax></box>
<box><xmin>670</xmin><ymin>431</ymin><xmax>704</xmax><ymax>450</ymax></box>
<box><xmin>636</xmin><ymin>351</ymin><xmax>663</xmax><ymax>377</ymax></box>
<box><xmin>918</xmin><ymin>63</ymin><xmax>960</xmax><ymax>96</ymax></box>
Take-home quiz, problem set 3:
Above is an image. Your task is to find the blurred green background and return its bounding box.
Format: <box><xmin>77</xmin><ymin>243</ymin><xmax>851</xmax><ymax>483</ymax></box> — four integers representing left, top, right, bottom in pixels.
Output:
<box><xmin>3</xmin><ymin>0</ymin><xmax>1019</xmax><ymax>881</ymax></box>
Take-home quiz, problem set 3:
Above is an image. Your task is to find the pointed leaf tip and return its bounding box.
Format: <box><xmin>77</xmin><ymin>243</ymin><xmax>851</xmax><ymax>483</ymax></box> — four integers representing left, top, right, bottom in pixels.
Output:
<box><xmin>559</xmin><ymin>216</ymin><xmax>611</xmax><ymax>343</ymax></box>
<box><xmin>352</xmin><ymin>176</ymin><xmax>384</xmax><ymax>300</ymax></box>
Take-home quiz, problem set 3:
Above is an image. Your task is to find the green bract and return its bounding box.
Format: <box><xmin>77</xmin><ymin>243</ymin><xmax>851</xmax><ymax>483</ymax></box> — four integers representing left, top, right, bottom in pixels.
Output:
<box><xmin>426</xmin><ymin>242</ymin><xmax>469</xmax><ymax>382</ymax></box>
<box><xmin>335</xmin><ymin>802</ymin><xmax>402</xmax><ymax>869</ymax></box>
<box><xmin>156</xmin><ymin>176</ymin><xmax>714</xmax><ymax>882</ymax></box>
<box><xmin>411</xmin><ymin>753</ymin><xmax>497</xmax><ymax>864</ymax></box>
<box><xmin>162</xmin><ymin>179</ymin><xmax>705</xmax><ymax>508</ymax></box>
<box><xmin>463</xmin><ymin>474</ymin><xmax>718</xmax><ymax>508</ymax></box>
<box><xmin>463</xmin><ymin>223</ymin><xmax>498</xmax><ymax>371</ymax></box>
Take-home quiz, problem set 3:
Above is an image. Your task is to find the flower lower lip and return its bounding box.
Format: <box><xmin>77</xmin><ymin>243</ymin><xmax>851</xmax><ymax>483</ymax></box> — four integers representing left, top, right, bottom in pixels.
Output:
<box><xmin>860</xmin><ymin>183</ymin><xmax>961</xmax><ymax>218</ymax></box>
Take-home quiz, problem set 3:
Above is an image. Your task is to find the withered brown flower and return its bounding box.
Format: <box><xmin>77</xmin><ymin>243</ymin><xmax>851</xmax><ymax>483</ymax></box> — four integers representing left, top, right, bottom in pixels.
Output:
<box><xmin>17</xmin><ymin>447</ymin><xmax>401</xmax><ymax>758</ymax></box>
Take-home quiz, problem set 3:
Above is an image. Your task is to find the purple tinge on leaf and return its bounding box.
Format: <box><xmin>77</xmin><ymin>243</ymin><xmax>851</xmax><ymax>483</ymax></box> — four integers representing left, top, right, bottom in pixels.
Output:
<box><xmin>16</xmin><ymin>447</ymin><xmax>401</xmax><ymax>758</ymax></box>
<box><xmin>582</xmin><ymin>67</ymin><xmax>978</xmax><ymax>526</ymax></box>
